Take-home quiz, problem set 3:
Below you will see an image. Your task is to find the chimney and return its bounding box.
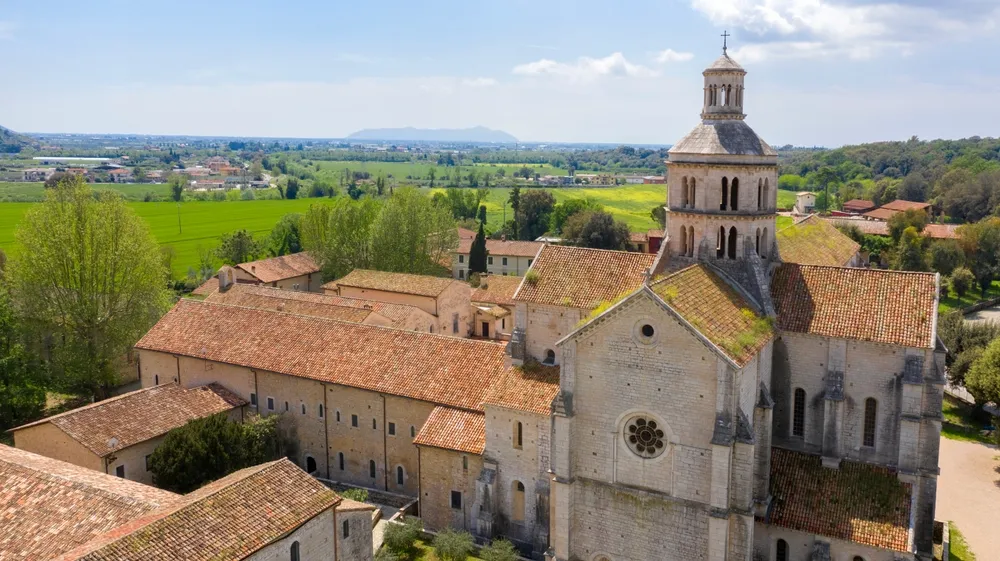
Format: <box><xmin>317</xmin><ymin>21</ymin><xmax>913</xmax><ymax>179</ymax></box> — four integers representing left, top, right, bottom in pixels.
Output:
<box><xmin>500</xmin><ymin>233</ymin><xmax>506</xmax><ymax>242</ymax></box>
<box><xmin>217</xmin><ymin>266</ymin><xmax>235</xmax><ymax>291</ymax></box>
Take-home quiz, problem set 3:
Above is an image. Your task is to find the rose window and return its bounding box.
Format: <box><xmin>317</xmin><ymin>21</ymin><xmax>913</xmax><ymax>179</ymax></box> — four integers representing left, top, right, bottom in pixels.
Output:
<box><xmin>625</xmin><ymin>417</ymin><xmax>665</xmax><ymax>458</ymax></box>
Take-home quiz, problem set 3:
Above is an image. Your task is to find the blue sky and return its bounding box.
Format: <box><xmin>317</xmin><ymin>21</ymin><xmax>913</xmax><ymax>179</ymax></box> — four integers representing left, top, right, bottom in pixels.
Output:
<box><xmin>1</xmin><ymin>0</ymin><xmax>998</xmax><ymax>147</ymax></box>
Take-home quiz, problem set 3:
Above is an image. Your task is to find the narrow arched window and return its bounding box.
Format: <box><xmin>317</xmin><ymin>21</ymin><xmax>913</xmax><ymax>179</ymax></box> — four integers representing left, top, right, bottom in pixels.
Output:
<box><xmin>305</xmin><ymin>456</ymin><xmax>316</xmax><ymax>474</ymax></box>
<box><xmin>730</xmin><ymin>178</ymin><xmax>739</xmax><ymax>211</ymax></box>
<box><xmin>863</xmin><ymin>398</ymin><xmax>877</xmax><ymax>448</ymax></box>
<box><xmin>369</xmin><ymin>460</ymin><xmax>376</xmax><ymax>478</ymax></box>
<box><xmin>756</xmin><ymin>228</ymin><xmax>761</xmax><ymax>256</ymax></box>
<box><xmin>793</xmin><ymin>389</ymin><xmax>806</xmax><ymax>437</ymax></box>
<box><xmin>757</xmin><ymin>178</ymin><xmax>763</xmax><ymax>211</ymax></box>
<box><xmin>512</xmin><ymin>480</ymin><xmax>526</xmax><ymax>522</ymax></box>
<box><xmin>343</xmin><ymin>519</ymin><xmax>350</xmax><ymax>538</ymax></box>
<box><xmin>720</xmin><ymin>177</ymin><xmax>729</xmax><ymax>210</ymax></box>
<box><xmin>761</xmin><ymin>227</ymin><xmax>768</xmax><ymax>258</ymax></box>
<box><xmin>687</xmin><ymin>226</ymin><xmax>694</xmax><ymax>257</ymax></box>
<box><xmin>338</xmin><ymin>452</ymin><xmax>345</xmax><ymax>471</ymax></box>
<box><xmin>764</xmin><ymin>178</ymin><xmax>770</xmax><ymax>210</ymax></box>
<box><xmin>513</xmin><ymin>421</ymin><xmax>523</xmax><ymax>449</ymax></box>
<box><xmin>727</xmin><ymin>227</ymin><xmax>737</xmax><ymax>260</ymax></box>
<box><xmin>679</xmin><ymin>226</ymin><xmax>688</xmax><ymax>256</ymax></box>
<box><xmin>689</xmin><ymin>178</ymin><xmax>696</xmax><ymax>208</ymax></box>
<box><xmin>717</xmin><ymin>226</ymin><xmax>726</xmax><ymax>258</ymax></box>
<box><xmin>396</xmin><ymin>465</ymin><xmax>405</xmax><ymax>486</ymax></box>
<box><xmin>291</xmin><ymin>541</ymin><xmax>300</xmax><ymax>561</ymax></box>
<box><xmin>681</xmin><ymin>177</ymin><xmax>689</xmax><ymax>207</ymax></box>
<box><xmin>776</xmin><ymin>539</ymin><xmax>788</xmax><ymax>561</ymax></box>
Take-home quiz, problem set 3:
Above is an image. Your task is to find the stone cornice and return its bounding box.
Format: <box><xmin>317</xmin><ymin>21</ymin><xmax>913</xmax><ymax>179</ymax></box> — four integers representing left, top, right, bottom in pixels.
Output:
<box><xmin>666</xmin><ymin>161</ymin><xmax>778</xmax><ymax>171</ymax></box>
<box><xmin>666</xmin><ymin>208</ymin><xmax>777</xmax><ymax>220</ymax></box>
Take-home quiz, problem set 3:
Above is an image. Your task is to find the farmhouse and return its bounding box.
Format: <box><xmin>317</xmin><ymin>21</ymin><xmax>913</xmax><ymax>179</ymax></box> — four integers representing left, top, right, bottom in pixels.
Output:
<box><xmin>234</xmin><ymin>251</ymin><xmax>322</xmax><ymax>291</ymax></box>
<box><xmin>453</xmin><ymin>238</ymin><xmax>544</xmax><ymax>279</ymax></box>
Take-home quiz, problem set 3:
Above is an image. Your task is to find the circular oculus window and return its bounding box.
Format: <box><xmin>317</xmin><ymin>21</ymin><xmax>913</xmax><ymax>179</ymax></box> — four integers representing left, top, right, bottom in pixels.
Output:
<box><xmin>624</xmin><ymin>416</ymin><xmax>666</xmax><ymax>458</ymax></box>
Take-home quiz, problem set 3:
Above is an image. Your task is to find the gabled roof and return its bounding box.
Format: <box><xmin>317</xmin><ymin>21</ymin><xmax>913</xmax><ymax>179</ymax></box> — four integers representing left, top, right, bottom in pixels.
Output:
<box><xmin>190</xmin><ymin>277</ymin><xmax>218</xmax><ymax>296</ymax></box>
<box><xmin>482</xmin><ymin>364</ymin><xmax>560</xmax><ymax>415</ymax></box>
<box><xmin>57</xmin><ymin>459</ymin><xmax>338</xmax><ymax>561</ymax></box>
<box><xmin>332</xmin><ymin>269</ymin><xmax>458</xmax><ymax>298</ymax></box>
<box><xmin>205</xmin><ymin>284</ymin><xmax>374</xmax><ymax>323</ymax></box>
<box><xmin>862</xmin><ymin>207</ymin><xmax>898</xmax><ymax>221</ymax></box>
<box><xmin>771</xmin><ymin>263</ymin><xmax>937</xmax><ymax>349</ymax></box>
<box><xmin>649</xmin><ymin>264</ymin><xmax>773</xmax><ymax>366</ymax></box>
<box><xmin>766</xmin><ymin>448</ymin><xmax>912</xmax><ymax>552</ymax></box>
<box><xmin>136</xmin><ymin>300</ymin><xmax>508</xmax><ymax>411</ymax></box>
<box><xmin>776</xmin><ymin>215</ymin><xmax>860</xmax><ymax>268</ymax></box>
<box><xmin>880</xmin><ymin>199</ymin><xmax>931</xmax><ymax>212</ymax></box>
<box><xmin>842</xmin><ymin>199</ymin><xmax>875</xmax><ymax>212</ymax></box>
<box><xmin>0</xmin><ymin>445</ymin><xmax>176</xmax><ymax>560</ymax></box>
<box><xmin>236</xmin><ymin>252</ymin><xmax>319</xmax><ymax>283</ymax></box>
<box><xmin>457</xmin><ymin>238</ymin><xmax>544</xmax><ymax>258</ymax></box>
<box><xmin>11</xmin><ymin>384</ymin><xmax>245</xmax><ymax>456</ymax></box>
<box><xmin>413</xmin><ymin>407</ymin><xmax>486</xmax><ymax>454</ymax></box>
<box><xmin>668</xmin><ymin>121</ymin><xmax>775</xmax><ymax>157</ymax></box>
<box><xmin>823</xmin><ymin>217</ymin><xmax>889</xmax><ymax>236</ymax></box>
<box><xmin>471</xmin><ymin>275</ymin><xmax>523</xmax><ymax>307</ymax></box>
<box><xmin>513</xmin><ymin>245</ymin><xmax>655</xmax><ymax>309</ymax></box>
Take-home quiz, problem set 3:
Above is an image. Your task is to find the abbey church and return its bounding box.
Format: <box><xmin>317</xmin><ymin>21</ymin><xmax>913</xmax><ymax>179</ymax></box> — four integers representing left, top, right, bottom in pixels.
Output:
<box><xmin>7</xmin><ymin>49</ymin><xmax>943</xmax><ymax>561</ymax></box>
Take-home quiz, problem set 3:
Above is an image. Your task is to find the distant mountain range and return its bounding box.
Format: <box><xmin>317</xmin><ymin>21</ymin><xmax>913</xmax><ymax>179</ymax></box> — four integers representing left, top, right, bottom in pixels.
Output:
<box><xmin>0</xmin><ymin>125</ymin><xmax>36</xmax><ymax>152</ymax></box>
<box><xmin>347</xmin><ymin>126</ymin><xmax>517</xmax><ymax>143</ymax></box>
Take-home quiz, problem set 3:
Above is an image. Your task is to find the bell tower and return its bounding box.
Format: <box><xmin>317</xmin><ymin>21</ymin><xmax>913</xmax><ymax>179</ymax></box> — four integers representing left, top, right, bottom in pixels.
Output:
<box><xmin>664</xmin><ymin>37</ymin><xmax>778</xmax><ymax>265</ymax></box>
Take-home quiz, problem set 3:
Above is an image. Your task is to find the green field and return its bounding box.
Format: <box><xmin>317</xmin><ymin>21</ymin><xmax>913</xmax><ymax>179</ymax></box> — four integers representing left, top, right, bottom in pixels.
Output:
<box><xmin>312</xmin><ymin>160</ymin><xmax>569</xmax><ymax>181</ymax></box>
<box><xmin>0</xmin><ymin>181</ymin><xmax>174</xmax><ymax>202</ymax></box>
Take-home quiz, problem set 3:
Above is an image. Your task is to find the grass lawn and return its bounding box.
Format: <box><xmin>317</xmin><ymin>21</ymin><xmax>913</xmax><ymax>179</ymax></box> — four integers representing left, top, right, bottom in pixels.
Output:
<box><xmin>408</xmin><ymin>540</ymin><xmax>484</xmax><ymax>561</ymax></box>
<box><xmin>776</xmin><ymin>189</ymin><xmax>799</xmax><ymax>209</ymax></box>
<box><xmin>0</xmin><ymin>181</ymin><xmax>173</xmax><ymax>202</ymax></box>
<box><xmin>941</xmin><ymin>395</ymin><xmax>994</xmax><ymax>445</ymax></box>
<box><xmin>939</xmin><ymin>281</ymin><xmax>1000</xmax><ymax>315</ymax></box>
<box><xmin>949</xmin><ymin>521</ymin><xmax>976</xmax><ymax>561</ymax></box>
<box><xmin>313</xmin><ymin>160</ymin><xmax>569</xmax><ymax>181</ymax></box>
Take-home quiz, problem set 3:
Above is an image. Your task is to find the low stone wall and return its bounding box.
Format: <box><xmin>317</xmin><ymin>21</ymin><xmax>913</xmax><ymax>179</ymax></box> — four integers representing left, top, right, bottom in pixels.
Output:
<box><xmin>961</xmin><ymin>295</ymin><xmax>1000</xmax><ymax>315</ymax></box>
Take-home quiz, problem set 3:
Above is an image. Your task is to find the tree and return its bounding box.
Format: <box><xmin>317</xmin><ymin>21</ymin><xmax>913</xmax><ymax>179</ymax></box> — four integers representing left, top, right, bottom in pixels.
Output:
<box><xmin>957</xmin><ymin>218</ymin><xmax>1000</xmax><ymax>295</ymax></box>
<box><xmin>897</xmin><ymin>173</ymin><xmax>929</xmax><ymax>202</ymax></box>
<box><xmin>383</xmin><ymin>518</ymin><xmax>421</xmax><ymax>556</ymax></box>
<box><xmin>951</xmin><ymin>267</ymin><xmax>974</xmax><ymax>297</ymax></box>
<box><xmin>427</xmin><ymin>167</ymin><xmax>436</xmax><ymax>188</ymax></box>
<box><xmin>516</xmin><ymin>189</ymin><xmax>555</xmax><ymax>241</ymax></box>
<box><xmin>562</xmin><ymin>211</ymin><xmax>630</xmax><ymax>250</ymax></box>
<box><xmin>216</xmin><ymin>229</ymin><xmax>263</xmax><ymax>265</ymax></box>
<box><xmin>892</xmin><ymin>226</ymin><xmax>927</xmax><ymax>271</ymax></box>
<box><xmin>0</xmin><ymin>281</ymin><xmax>45</xmax><ymax>432</ymax></box>
<box><xmin>508</xmin><ymin>187</ymin><xmax>521</xmax><ymax>239</ymax></box>
<box><xmin>650</xmin><ymin>205</ymin><xmax>666</xmax><ymax>228</ymax></box>
<box><xmin>301</xmin><ymin>199</ymin><xmax>381</xmax><ymax>280</ymax></box>
<box><xmin>929</xmin><ymin>239</ymin><xmax>964</xmax><ymax>276</ymax></box>
<box><xmin>267</xmin><ymin>214</ymin><xmax>303</xmax><ymax>257</ymax></box>
<box><xmin>469</xmin><ymin>222</ymin><xmax>489</xmax><ymax>275</ymax></box>
<box><xmin>8</xmin><ymin>178</ymin><xmax>170</xmax><ymax>397</ymax></box>
<box><xmin>966</xmin><ymin>337</ymin><xmax>1000</xmax><ymax>406</ymax></box>
<box><xmin>549</xmin><ymin>198</ymin><xmax>603</xmax><ymax>234</ymax></box>
<box><xmin>167</xmin><ymin>173</ymin><xmax>187</xmax><ymax>202</ymax></box>
<box><xmin>370</xmin><ymin>187</ymin><xmax>459</xmax><ymax>274</ymax></box>
<box><xmin>481</xmin><ymin>539</ymin><xmax>519</xmax><ymax>561</ymax></box>
<box><xmin>285</xmin><ymin>177</ymin><xmax>300</xmax><ymax>200</ymax></box>
<box><xmin>888</xmin><ymin>208</ymin><xmax>927</xmax><ymax>243</ymax></box>
<box><xmin>150</xmin><ymin>414</ymin><xmax>282</xmax><ymax>493</ymax></box>
<box><xmin>44</xmin><ymin>172</ymin><xmax>72</xmax><ymax>189</ymax></box>
<box><xmin>433</xmin><ymin>529</ymin><xmax>475</xmax><ymax>561</ymax></box>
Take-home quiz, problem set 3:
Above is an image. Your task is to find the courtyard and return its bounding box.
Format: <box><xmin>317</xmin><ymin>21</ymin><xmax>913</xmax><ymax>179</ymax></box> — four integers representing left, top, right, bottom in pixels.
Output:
<box><xmin>936</xmin><ymin>436</ymin><xmax>999</xmax><ymax>559</ymax></box>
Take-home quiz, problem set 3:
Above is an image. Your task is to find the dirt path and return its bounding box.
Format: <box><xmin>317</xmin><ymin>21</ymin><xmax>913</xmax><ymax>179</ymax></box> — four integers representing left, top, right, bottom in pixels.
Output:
<box><xmin>936</xmin><ymin>437</ymin><xmax>1000</xmax><ymax>558</ymax></box>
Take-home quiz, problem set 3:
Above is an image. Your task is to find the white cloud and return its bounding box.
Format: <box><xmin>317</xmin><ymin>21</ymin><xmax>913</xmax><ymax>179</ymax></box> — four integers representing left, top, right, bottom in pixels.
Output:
<box><xmin>461</xmin><ymin>77</ymin><xmax>497</xmax><ymax>87</ymax></box>
<box><xmin>654</xmin><ymin>49</ymin><xmax>695</xmax><ymax>63</ymax></box>
<box><xmin>512</xmin><ymin>52</ymin><xmax>657</xmax><ymax>81</ymax></box>
<box><xmin>690</xmin><ymin>0</ymin><xmax>998</xmax><ymax>61</ymax></box>
<box><xmin>0</xmin><ymin>21</ymin><xmax>15</xmax><ymax>40</ymax></box>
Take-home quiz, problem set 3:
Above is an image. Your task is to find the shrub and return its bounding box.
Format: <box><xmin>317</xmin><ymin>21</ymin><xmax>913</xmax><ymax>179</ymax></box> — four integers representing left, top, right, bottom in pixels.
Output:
<box><xmin>339</xmin><ymin>487</ymin><xmax>369</xmax><ymax>503</ymax></box>
<box><xmin>480</xmin><ymin>538</ymin><xmax>519</xmax><ymax>561</ymax></box>
<box><xmin>524</xmin><ymin>270</ymin><xmax>539</xmax><ymax>285</ymax></box>
<box><xmin>433</xmin><ymin>528</ymin><xmax>475</xmax><ymax>561</ymax></box>
<box><xmin>383</xmin><ymin>517</ymin><xmax>421</xmax><ymax>554</ymax></box>
<box><xmin>951</xmin><ymin>267</ymin><xmax>974</xmax><ymax>297</ymax></box>
<box><xmin>374</xmin><ymin>548</ymin><xmax>400</xmax><ymax>561</ymax></box>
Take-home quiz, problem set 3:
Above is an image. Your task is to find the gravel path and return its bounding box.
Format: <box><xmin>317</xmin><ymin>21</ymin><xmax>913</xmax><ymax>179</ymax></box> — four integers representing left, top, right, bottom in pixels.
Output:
<box><xmin>936</xmin><ymin>436</ymin><xmax>999</xmax><ymax>559</ymax></box>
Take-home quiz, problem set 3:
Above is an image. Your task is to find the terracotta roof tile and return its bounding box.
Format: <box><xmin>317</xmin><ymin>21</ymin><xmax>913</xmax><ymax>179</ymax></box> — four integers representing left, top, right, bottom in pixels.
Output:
<box><xmin>457</xmin><ymin>239</ymin><xmax>544</xmax><ymax>258</ymax></box>
<box><xmin>236</xmin><ymin>252</ymin><xmax>319</xmax><ymax>283</ymax></box>
<box><xmin>12</xmin><ymin>384</ymin><xmax>245</xmax><ymax>456</ymax></box>
<box><xmin>881</xmin><ymin>200</ymin><xmax>931</xmax><ymax>212</ymax></box>
<box><xmin>471</xmin><ymin>275</ymin><xmax>523</xmax><ymax>306</ymax></box>
<box><xmin>205</xmin><ymin>284</ymin><xmax>374</xmax><ymax>323</ymax></box>
<box><xmin>59</xmin><ymin>459</ymin><xmax>339</xmax><ymax>561</ymax></box>
<box><xmin>413</xmin><ymin>407</ymin><xmax>485</xmax><ymax>454</ymax></box>
<box><xmin>332</xmin><ymin>269</ymin><xmax>458</xmax><ymax>298</ymax></box>
<box><xmin>842</xmin><ymin>199</ymin><xmax>875</xmax><ymax>213</ymax></box>
<box><xmin>777</xmin><ymin>215</ymin><xmax>860</xmax><ymax>267</ymax></box>
<box><xmin>514</xmin><ymin>245</ymin><xmax>655</xmax><ymax>309</ymax></box>
<box><xmin>823</xmin><ymin>218</ymin><xmax>889</xmax><ymax>237</ymax></box>
<box><xmin>650</xmin><ymin>264</ymin><xmax>773</xmax><ymax>366</ymax></box>
<box><xmin>337</xmin><ymin>498</ymin><xmax>377</xmax><ymax>512</ymax></box>
<box><xmin>766</xmin><ymin>448</ymin><xmax>912</xmax><ymax>552</ymax></box>
<box><xmin>190</xmin><ymin>277</ymin><xmax>218</xmax><ymax>296</ymax></box>
<box><xmin>457</xmin><ymin>227</ymin><xmax>476</xmax><ymax>240</ymax></box>
<box><xmin>629</xmin><ymin>232</ymin><xmax>649</xmax><ymax>242</ymax></box>
<box><xmin>136</xmin><ymin>300</ymin><xmax>508</xmax><ymax>411</ymax></box>
<box><xmin>0</xmin><ymin>445</ymin><xmax>176</xmax><ymax>560</ymax></box>
<box><xmin>482</xmin><ymin>364</ymin><xmax>560</xmax><ymax>415</ymax></box>
<box><xmin>862</xmin><ymin>208</ymin><xmax>898</xmax><ymax>221</ymax></box>
<box><xmin>771</xmin><ymin>263</ymin><xmax>937</xmax><ymax>348</ymax></box>
<box><xmin>922</xmin><ymin>223</ymin><xmax>959</xmax><ymax>239</ymax></box>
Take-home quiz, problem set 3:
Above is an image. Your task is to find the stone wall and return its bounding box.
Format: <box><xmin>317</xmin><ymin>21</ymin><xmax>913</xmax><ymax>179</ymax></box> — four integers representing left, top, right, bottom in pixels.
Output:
<box><xmin>436</xmin><ymin>281</ymin><xmax>473</xmax><ymax>337</ymax></box>
<box><xmin>523</xmin><ymin>303</ymin><xmax>584</xmax><ymax>364</ymax></box>
<box><xmin>257</xmin><ymin>370</ymin><xmax>329</xmax><ymax>477</ymax></box>
<box><xmin>418</xmin><ymin>446</ymin><xmax>483</xmax><ymax>532</ymax></box>
<box><xmin>245</xmin><ymin>508</ymin><xmax>337</xmax><ymax>561</ymax></box>
<box><xmin>336</xmin><ymin>509</ymin><xmax>374</xmax><ymax>561</ymax></box>
<box><xmin>13</xmin><ymin>422</ymin><xmax>102</xmax><ymax>473</ymax></box>
<box><xmin>752</xmin><ymin>522</ymin><xmax>914</xmax><ymax>561</ymax></box>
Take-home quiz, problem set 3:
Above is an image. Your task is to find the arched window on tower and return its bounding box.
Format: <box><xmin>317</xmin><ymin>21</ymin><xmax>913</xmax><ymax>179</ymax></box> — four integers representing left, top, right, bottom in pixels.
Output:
<box><xmin>730</xmin><ymin>178</ymin><xmax>739</xmax><ymax>211</ymax></box>
<box><xmin>720</xmin><ymin>177</ymin><xmax>729</xmax><ymax>210</ymax></box>
<box><xmin>757</xmin><ymin>179</ymin><xmax>763</xmax><ymax>211</ymax></box>
<box><xmin>727</xmin><ymin>227</ymin><xmax>737</xmax><ymax>259</ymax></box>
<box><xmin>681</xmin><ymin>177</ymin><xmax>688</xmax><ymax>207</ymax></box>
<box><xmin>687</xmin><ymin>226</ymin><xmax>695</xmax><ymax>257</ymax></box>
<box><xmin>689</xmin><ymin>178</ymin><xmax>696</xmax><ymax>208</ymax></box>
<box><xmin>679</xmin><ymin>225</ymin><xmax>688</xmax><ymax>256</ymax></box>
<box><xmin>763</xmin><ymin>178</ymin><xmax>770</xmax><ymax>210</ymax></box>
<box><xmin>755</xmin><ymin>228</ymin><xmax>761</xmax><ymax>256</ymax></box>
<box><xmin>717</xmin><ymin>226</ymin><xmax>726</xmax><ymax>258</ymax></box>
<box><xmin>761</xmin><ymin>227</ymin><xmax>768</xmax><ymax>258</ymax></box>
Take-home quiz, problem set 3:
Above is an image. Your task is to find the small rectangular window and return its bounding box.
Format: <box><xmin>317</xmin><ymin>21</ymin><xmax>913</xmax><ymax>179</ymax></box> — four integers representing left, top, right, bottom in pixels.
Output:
<box><xmin>792</xmin><ymin>389</ymin><xmax>806</xmax><ymax>438</ymax></box>
<box><xmin>352</xmin><ymin>414</ymin><xmax>358</xmax><ymax>427</ymax></box>
<box><xmin>863</xmin><ymin>398</ymin><xmax>877</xmax><ymax>448</ymax></box>
<box><xmin>319</xmin><ymin>403</ymin><xmax>325</xmax><ymax>418</ymax></box>
<box><xmin>343</xmin><ymin>519</ymin><xmax>350</xmax><ymax>538</ymax></box>
<box><xmin>410</xmin><ymin>426</ymin><xmax>416</xmax><ymax>438</ymax></box>
<box><xmin>154</xmin><ymin>375</ymin><xmax>159</xmax><ymax>385</ymax></box>
<box><xmin>250</xmin><ymin>393</ymin><xmax>257</xmax><ymax>406</ymax></box>
<box><xmin>459</xmin><ymin>269</ymin><xmax>465</xmax><ymax>279</ymax></box>
<box><xmin>388</xmin><ymin>422</ymin><xmax>396</xmax><ymax>436</ymax></box>
<box><xmin>336</xmin><ymin>410</ymin><xmax>341</xmax><ymax>422</ymax></box>
<box><xmin>488</xmin><ymin>256</ymin><xmax>493</xmax><ymax>265</ymax></box>
<box><xmin>462</xmin><ymin>456</ymin><xmax>468</xmax><ymax>470</ymax></box>
<box><xmin>528</xmin><ymin>259</ymin><xmax>533</xmax><ymax>266</ymax></box>
<box><xmin>115</xmin><ymin>465</ymin><xmax>125</xmax><ymax>478</ymax></box>
<box><xmin>502</xmin><ymin>257</ymin><xmax>508</xmax><ymax>266</ymax></box>
<box><xmin>285</xmin><ymin>401</ymin><xmax>289</xmax><ymax>412</ymax></box>
<box><xmin>266</xmin><ymin>397</ymin><xmax>274</xmax><ymax>411</ymax></box>
<box><xmin>145</xmin><ymin>455</ymin><xmax>151</xmax><ymax>471</ymax></box>
<box><xmin>301</xmin><ymin>403</ymin><xmax>306</xmax><ymax>415</ymax></box>
<box><xmin>452</xmin><ymin>313</ymin><xmax>459</xmax><ymax>334</ymax></box>
<box><xmin>372</xmin><ymin>418</ymin><xmax>377</xmax><ymax>430</ymax></box>
<box><xmin>451</xmin><ymin>490</ymin><xmax>462</xmax><ymax>509</ymax></box>
<box><xmin>459</xmin><ymin>255</ymin><xmax>465</xmax><ymax>264</ymax></box>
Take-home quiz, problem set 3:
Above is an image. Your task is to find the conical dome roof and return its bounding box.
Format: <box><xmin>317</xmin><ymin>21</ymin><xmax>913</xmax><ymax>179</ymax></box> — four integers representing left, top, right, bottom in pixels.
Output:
<box><xmin>706</xmin><ymin>53</ymin><xmax>744</xmax><ymax>72</ymax></box>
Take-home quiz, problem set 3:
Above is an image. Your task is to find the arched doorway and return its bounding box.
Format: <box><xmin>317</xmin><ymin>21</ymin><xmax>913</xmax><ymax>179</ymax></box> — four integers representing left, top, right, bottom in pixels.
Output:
<box><xmin>727</xmin><ymin>227</ymin><xmax>737</xmax><ymax>259</ymax></box>
<box><xmin>305</xmin><ymin>456</ymin><xmax>317</xmax><ymax>474</ymax></box>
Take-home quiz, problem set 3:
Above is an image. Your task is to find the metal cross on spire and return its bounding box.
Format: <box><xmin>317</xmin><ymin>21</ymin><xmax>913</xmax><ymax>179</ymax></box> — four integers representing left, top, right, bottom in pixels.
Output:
<box><xmin>722</xmin><ymin>30</ymin><xmax>730</xmax><ymax>54</ymax></box>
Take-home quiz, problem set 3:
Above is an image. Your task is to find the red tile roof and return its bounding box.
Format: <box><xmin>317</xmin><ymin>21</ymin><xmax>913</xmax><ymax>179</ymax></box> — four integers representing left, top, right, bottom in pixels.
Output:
<box><xmin>767</xmin><ymin>448</ymin><xmax>912</xmax><ymax>552</ymax></box>
<box><xmin>650</xmin><ymin>264</ymin><xmax>773</xmax><ymax>366</ymax></box>
<box><xmin>482</xmin><ymin>364</ymin><xmax>560</xmax><ymax>415</ymax></box>
<box><xmin>629</xmin><ymin>232</ymin><xmax>649</xmax><ymax>243</ymax></box>
<box><xmin>333</xmin><ymin>269</ymin><xmax>458</xmax><ymax>298</ymax></box>
<box><xmin>236</xmin><ymin>252</ymin><xmax>319</xmax><ymax>283</ymax></box>
<box><xmin>457</xmin><ymin>227</ymin><xmax>476</xmax><ymax>240</ymax></box>
<box><xmin>471</xmin><ymin>275</ymin><xmax>523</xmax><ymax>306</ymax></box>
<box><xmin>881</xmin><ymin>200</ymin><xmax>931</xmax><ymax>212</ymax></box>
<box><xmin>842</xmin><ymin>199</ymin><xmax>875</xmax><ymax>213</ymax></box>
<box><xmin>457</xmin><ymin>238</ymin><xmax>544</xmax><ymax>258</ymax></box>
<box><xmin>0</xmin><ymin>445</ymin><xmax>176</xmax><ymax>560</ymax></box>
<box><xmin>12</xmin><ymin>384</ymin><xmax>244</xmax><ymax>457</ymax></box>
<box><xmin>823</xmin><ymin>218</ymin><xmax>889</xmax><ymax>236</ymax></box>
<box><xmin>413</xmin><ymin>407</ymin><xmax>486</xmax><ymax>454</ymax></box>
<box><xmin>136</xmin><ymin>300</ymin><xmax>508</xmax><ymax>411</ymax></box>
<box><xmin>190</xmin><ymin>277</ymin><xmax>218</xmax><ymax>296</ymax></box>
<box><xmin>57</xmin><ymin>459</ymin><xmax>339</xmax><ymax>561</ymax></box>
<box><xmin>771</xmin><ymin>263</ymin><xmax>937</xmax><ymax>348</ymax></box>
<box><xmin>862</xmin><ymin>208</ymin><xmax>899</xmax><ymax>221</ymax></box>
<box><xmin>923</xmin><ymin>223</ymin><xmax>959</xmax><ymax>239</ymax></box>
<box><xmin>776</xmin><ymin>215</ymin><xmax>860</xmax><ymax>267</ymax></box>
<box><xmin>205</xmin><ymin>284</ymin><xmax>374</xmax><ymax>323</ymax></box>
<box><xmin>514</xmin><ymin>245</ymin><xmax>655</xmax><ymax>310</ymax></box>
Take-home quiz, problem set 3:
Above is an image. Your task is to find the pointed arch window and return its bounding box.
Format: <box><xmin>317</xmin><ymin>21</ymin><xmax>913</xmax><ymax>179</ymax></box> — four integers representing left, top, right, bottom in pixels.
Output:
<box><xmin>689</xmin><ymin>178</ymin><xmax>696</xmax><ymax>209</ymax></box>
<box><xmin>730</xmin><ymin>178</ymin><xmax>739</xmax><ymax>211</ymax></box>
<box><xmin>369</xmin><ymin>460</ymin><xmax>376</xmax><ymax>479</ymax></box>
<box><xmin>720</xmin><ymin>177</ymin><xmax>729</xmax><ymax>210</ymax></box>
<box><xmin>687</xmin><ymin>226</ymin><xmax>695</xmax><ymax>257</ymax></box>
<box><xmin>681</xmin><ymin>177</ymin><xmax>689</xmax><ymax>207</ymax></box>
<box><xmin>679</xmin><ymin>225</ymin><xmax>688</xmax><ymax>256</ymax></box>
<box><xmin>512</xmin><ymin>480</ymin><xmax>526</xmax><ymax>522</ymax></box>
<box><xmin>757</xmin><ymin>178</ymin><xmax>763</xmax><ymax>211</ymax></box>
<box><xmin>727</xmin><ymin>227</ymin><xmax>737</xmax><ymax>259</ymax></box>
<box><xmin>761</xmin><ymin>227</ymin><xmax>768</xmax><ymax>259</ymax></box>
<box><xmin>717</xmin><ymin>226</ymin><xmax>726</xmax><ymax>258</ymax></box>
